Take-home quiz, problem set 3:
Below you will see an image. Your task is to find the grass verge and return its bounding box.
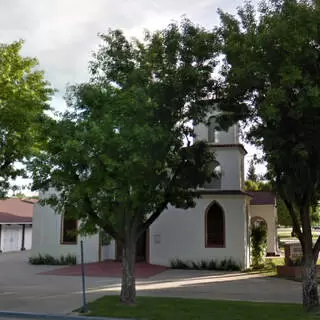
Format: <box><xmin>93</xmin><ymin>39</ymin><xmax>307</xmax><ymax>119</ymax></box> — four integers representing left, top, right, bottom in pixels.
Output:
<box><xmin>244</xmin><ymin>257</ymin><xmax>284</xmax><ymax>276</ymax></box>
<box><xmin>82</xmin><ymin>296</ymin><xmax>319</xmax><ymax>320</ymax></box>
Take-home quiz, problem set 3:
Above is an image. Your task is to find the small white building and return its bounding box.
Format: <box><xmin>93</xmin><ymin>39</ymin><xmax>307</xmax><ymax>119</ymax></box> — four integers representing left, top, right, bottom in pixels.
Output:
<box><xmin>249</xmin><ymin>191</ymin><xmax>279</xmax><ymax>256</ymax></box>
<box><xmin>32</xmin><ymin>116</ymin><xmax>279</xmax><ymax>269</ymax></box>
<box><xmin>0</xmin><ymin>198</ymin><xmax>34</xmax><ymax>252</ymax></box>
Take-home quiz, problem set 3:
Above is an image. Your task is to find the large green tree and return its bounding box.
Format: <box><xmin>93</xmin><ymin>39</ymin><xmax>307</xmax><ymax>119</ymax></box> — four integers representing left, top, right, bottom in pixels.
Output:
<box><xmin>31</xmin><ymin>20</ymin><xmax>220</xmax><ymax>305</ymax></box>
<box><xmin>0</xmin><ymin>40</ymin><xmax>53</xmax><ymax>196</ymax></box>
<box><xmin>217</xmin><ymin>0</ymin><xmax>320</xmax><ymax>310</ymax></box>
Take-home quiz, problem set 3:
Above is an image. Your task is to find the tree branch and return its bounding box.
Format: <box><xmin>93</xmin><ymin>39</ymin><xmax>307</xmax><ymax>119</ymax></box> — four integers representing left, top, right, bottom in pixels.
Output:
<box><xmin>283</xmin><ymin>197</ymin><xmax>304</xmax><ymax>246</ymax></box>
<box><xmin>83</xmin><ymin>193</ymin><xmax>120</xmax><ymax>240</ymax></box>
<box><xmin>140</xmin><ymin>157</ymin><xmax>187</xmax><ymax>236</ymax></box>
<box><xmin>313</xmin><ymin>235</ymin><xmax>320</xmax><ymax>258</ymax></box>
<box><xmin>70</xmin><ymin>168</ymin><xmax>120</xmax><ymax>241</ymax></box>
<box><xmin>140</xmin><ymin>201</ymin><xmax>168</xmax><ymax>236</ymax></box>
<box><xmin>102</xmin><ymin>223</ymin><xmax>119</xmax><ymax>240</ymax></box>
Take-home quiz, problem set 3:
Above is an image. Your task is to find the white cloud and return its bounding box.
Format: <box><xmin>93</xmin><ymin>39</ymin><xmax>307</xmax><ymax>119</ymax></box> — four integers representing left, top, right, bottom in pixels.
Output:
<box><xmin>0</xmin><ymin>0</ymin><xmax>242</xmax><ymax>110</ymax></box>
<box><xmin>0</xmin><ymin>0</ymin><xmax>261</xmax><ymax>193</ymax></box>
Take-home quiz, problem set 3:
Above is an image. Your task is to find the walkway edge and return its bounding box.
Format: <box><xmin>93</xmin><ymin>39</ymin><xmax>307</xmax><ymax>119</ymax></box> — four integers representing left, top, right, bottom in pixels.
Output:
<box><xmin>0</xmin><ymin>311</ymin><xmax>133</xmax><ymax>320</ymax></box>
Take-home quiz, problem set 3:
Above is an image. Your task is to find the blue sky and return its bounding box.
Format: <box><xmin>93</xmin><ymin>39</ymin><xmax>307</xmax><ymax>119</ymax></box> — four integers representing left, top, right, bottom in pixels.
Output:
<box><xmin>0</xmin><ymin>0</ymin><xmax>264</xmax><ymax>195</ymax></box>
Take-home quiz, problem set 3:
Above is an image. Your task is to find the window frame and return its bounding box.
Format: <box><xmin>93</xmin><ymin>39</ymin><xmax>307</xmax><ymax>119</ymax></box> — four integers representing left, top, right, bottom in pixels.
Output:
<box><xmin>205</xmin><ymin>201</ymin><xmax>226</xmax><ymax>248</ymax></box>
<box><xmin>60</xmin><ymin>215</ymin><xmax>78</xmax><ymax>245</ymax></box>
<box><xmin>203</xmin><ymin>165</ymin><xmax>222</xmax><ymax>189</ymax></box>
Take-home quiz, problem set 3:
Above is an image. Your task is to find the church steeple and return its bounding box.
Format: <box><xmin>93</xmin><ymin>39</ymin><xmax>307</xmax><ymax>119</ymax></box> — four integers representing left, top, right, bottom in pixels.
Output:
<box><xmin>194</xmin><ymin>112</ymin><xmax>246</xmax><ymax>191</ymax></box>
<box><xmin>194</xmin><ymin>113</ymin><xmax>240</xmax><ymax>145</ymax></box>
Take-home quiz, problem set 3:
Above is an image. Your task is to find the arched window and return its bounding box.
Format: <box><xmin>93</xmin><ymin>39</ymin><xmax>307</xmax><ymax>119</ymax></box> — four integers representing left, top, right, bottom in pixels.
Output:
<box><xmin>208</xmin><ymin>116</ymin><xmax>216</xmax><ymax>142</ymax></box>
<box><xmin>205</xmin><ymin>202</ymin><xmax>225</xmax><ymax>247</ymax></box>
<box><xmin>204</xmin><ymin>165</ymin><xmax>222</xmax><ymax>189</ymax></box>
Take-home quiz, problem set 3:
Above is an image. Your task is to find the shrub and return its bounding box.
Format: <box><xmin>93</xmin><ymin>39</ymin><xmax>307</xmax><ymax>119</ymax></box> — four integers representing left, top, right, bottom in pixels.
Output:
<box><xmin>250</xmin><ymin>223</ymin><xmax>267</xmax><ymax>269</ymax></box>
<box><xmin>200</xmin><ymin>259</ymin><xmax>208</xmax><ymax>269</ymax></box>
<box><xmin>28</xmin><ymin>253</ymin><xmax>76</xmax><ymax>265</ymax></box>
<box><xmin>170</xmin><ymin>258</ymin><xmax>241</xmax><ymax>271</ymax></box>
<box><xmin>191</xmin><ymin>261</ymin><xmax>200</xmax><ymax>270</ymax></box>
<box><xmin>170</xmin><ymin>259</ymin><xmax>192</xmax><ymax>269</ymax></box>
<box><xmin>59</xmin><ymin>254</ymin><xmax>77</xmax><ymax>265</ymax></box>
<box><xmin>219</xmin><ymin>257</ymin><xmax>241</xmax><ymax>271</ymax></box>
<box><xmin>207</xmin><ymin>259</ymin><xmax>217</xmax><ymax>270</ymax></box>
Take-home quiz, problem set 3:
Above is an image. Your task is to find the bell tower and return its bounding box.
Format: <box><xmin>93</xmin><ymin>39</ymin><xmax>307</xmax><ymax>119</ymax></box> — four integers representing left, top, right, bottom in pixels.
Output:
<box><xmin>194</xmin><ymin>112</ymin><xmax>246</xmax><ymax>191</ymax></box>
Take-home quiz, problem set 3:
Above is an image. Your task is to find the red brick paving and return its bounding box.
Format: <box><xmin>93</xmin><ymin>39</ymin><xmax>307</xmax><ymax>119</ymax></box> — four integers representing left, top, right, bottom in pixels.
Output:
<box><xmin>40</xmin><ymin>260</ymin><xmax>168</xmax><ymax>279</ymax></box>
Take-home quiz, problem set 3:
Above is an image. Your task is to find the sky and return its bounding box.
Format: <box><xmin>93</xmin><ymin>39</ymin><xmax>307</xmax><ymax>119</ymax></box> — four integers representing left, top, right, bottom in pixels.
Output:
<box><xmin>0</xmin><ymin>0</ymin><xmax>264</xmax><ymax>195</ymax></box>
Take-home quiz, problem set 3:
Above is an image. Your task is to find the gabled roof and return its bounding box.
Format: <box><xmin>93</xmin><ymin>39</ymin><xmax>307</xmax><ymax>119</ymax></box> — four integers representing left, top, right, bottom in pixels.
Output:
<box><xmin>0</xmin><ymin>198</ymin><xmax>36</xmax><ymax>223</ymax></box>
<box><xmin>0</xmin><ymin>212</ymin><xmax>32</xmax><ymax>223</ymax></box>
<box><xmin>247</xmin><ymin>191</ymin><xmax>276</xmax><ymax>205</ymax></box>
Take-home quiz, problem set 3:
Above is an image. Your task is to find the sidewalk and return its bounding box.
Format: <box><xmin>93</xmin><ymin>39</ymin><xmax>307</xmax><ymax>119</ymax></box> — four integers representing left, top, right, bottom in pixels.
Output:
<box><xmin>0</xmin><ymin>252</ymin><xmax>304</xmax><ymax>315</ymax></box>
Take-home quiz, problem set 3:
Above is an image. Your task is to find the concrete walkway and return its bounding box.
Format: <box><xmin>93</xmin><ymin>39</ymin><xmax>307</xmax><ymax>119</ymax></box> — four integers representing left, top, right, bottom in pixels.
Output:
<box><xmin>85</xmin><ymin>269</ymin><xmax>303</xmax><ymax>304</ymax></box>
<box><xmin>0</xmin><ymin>252</ymin><xmax>304</xmax><ymax>315</ymax></box>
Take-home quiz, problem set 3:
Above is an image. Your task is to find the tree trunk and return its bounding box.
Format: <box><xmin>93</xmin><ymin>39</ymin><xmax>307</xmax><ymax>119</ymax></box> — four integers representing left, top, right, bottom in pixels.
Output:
<box><xmin>300</xmin><ymin>205</ymin><xmax>319</xmax><ymax>311</ymax></box>
<box><xmin>302</xmin><ymin>254</ymin><xmax>319</xmax><ymax>311</ymax></box>
<box><xmin>120</xmin><ymin>235</ymin><xmax>136</xmax><ymax>305</ymax></box>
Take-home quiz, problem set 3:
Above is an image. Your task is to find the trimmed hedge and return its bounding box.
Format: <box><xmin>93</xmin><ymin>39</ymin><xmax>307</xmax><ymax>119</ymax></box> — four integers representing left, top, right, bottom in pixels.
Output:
<box><xmin>170</xmin><ymin>257</ymin><xmax>241</xmax><ymax>271</ymax></box>
<box><xmin>28</xmin><ymin>253</ymin><xmax>76</xmax><ymax>265</ymax></box>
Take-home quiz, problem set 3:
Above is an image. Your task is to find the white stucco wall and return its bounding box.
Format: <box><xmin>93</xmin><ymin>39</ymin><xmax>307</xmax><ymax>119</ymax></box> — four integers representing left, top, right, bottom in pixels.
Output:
<box><xmin>250</xmin><ymin>204</ymin><xmax>278</xmax><ymax>255</ymax></box>
<box><xmin>213</xmin><ymin>147</ymin><xmax>244</xmax><ymax>190</ymax></box>
<box><xmin>149</xmin><ymin>194</ymin><xmax>250</xmax><ymax>269</ymax></box>
<box><xmin>32</xmin><ymin>188</ymin><xmax>117</xmax><ymax>263</ymax></box>
<box><xmin>32</xmin><ymin>200</ymin><xmax>100</xmax><ymax>263</ymax></box>
<box><xmin>101</xmin><ymin>240</ymin><xmax>116</xmax><ymax>260</ymax></box>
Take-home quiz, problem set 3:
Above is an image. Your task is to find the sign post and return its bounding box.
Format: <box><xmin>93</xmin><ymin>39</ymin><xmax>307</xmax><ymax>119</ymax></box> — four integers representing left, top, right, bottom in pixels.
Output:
<box><xmin>80</xmin><ymin>240</ymin><xmax>88</xmax><ymax>313</ymax></box>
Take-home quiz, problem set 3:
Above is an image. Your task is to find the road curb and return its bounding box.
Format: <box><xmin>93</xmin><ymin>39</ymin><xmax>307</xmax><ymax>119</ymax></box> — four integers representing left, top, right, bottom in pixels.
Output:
<box><xmin>0</xmin><ymin>311</ymin><xmax>132</xmax><ymax>320</ymax></box>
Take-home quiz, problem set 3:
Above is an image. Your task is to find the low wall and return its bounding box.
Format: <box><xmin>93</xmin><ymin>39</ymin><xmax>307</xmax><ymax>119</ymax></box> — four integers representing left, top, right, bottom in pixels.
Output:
<box><xmin>277</xmin><ymin>265</ymin><xmax>320</xmax><ymax>280</ymax></box>
<box><xmin>284</xmin><ymin>241</ymin><xmax>302</xmax><ymax>265</ymax></box>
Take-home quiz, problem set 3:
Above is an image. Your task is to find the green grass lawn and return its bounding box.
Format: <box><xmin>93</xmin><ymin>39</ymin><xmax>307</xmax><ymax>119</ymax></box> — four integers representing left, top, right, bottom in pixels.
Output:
<box><xmin>84</xmin><ymin>296</ymin><xmax>319</xmax><ymax>320</ymax></box>
<box><xmin>244</xmin><ymin>257</ymin><xmax>284</xmax><ymax>276</ymax></box>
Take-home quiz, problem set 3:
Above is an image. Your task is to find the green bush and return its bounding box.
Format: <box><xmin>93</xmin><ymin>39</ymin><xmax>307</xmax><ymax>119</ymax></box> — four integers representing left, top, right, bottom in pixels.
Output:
<box><xmin>200</xmin><ymin>259</ymin><xmax>209</xmax><ymax>269</ymax></box>
<box><xmin>250</xmin><ymin>223</ymin><xmax>267</xmax><ymax>269</ymax></box>
<box><xmin>170</xmin><ymin>258</ymin><xmax>241</xmax><ymax>271</ymax></box>
<box><xmin>191</xmin><ymin>261</ymin><xmax>200</xmax><ymax>270</ymax></box>
<box><xmin>170</xmin><ymin>259</ymin><xmax>191</xmax><ymax>269</ymax></box>
<box><xmin>28</xmin><ymin>253</ymin><xmax>76</xmax><ymax>265</ymax></box>
<box><xmin>207</xmin><ymin>259</ymin><xmax>217</xmax><ymax>270</ymax></box>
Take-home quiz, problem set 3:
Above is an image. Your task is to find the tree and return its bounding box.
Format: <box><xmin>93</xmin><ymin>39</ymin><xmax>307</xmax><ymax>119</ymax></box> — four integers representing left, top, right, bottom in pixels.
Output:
<box><xmin>31</xmin><ymin>19</ymin><xmax>219</xmax><ymax>305</ymax></box>
<box><xmin>0</xmin><ymin>40</ymin><xmax>53</xmax><ymax>197</ymax></box>
<box><xmin>217</xmin><ymin>0</ymin><xmax>320</xmax><ymax>310</ymax></box>
<box><xmin>274</xmin><ymin>197</ymin><xmax>320</xmax><ymax>228</ymax></box>
<box><xmin>247</xmin><ymin>159</ymin><xmax>258</xmax><ymax>181</ymax></box>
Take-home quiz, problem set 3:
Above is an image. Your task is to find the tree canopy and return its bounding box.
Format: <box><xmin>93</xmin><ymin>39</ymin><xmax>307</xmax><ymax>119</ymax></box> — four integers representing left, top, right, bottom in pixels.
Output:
<box><xmin>31</xmin><ymin>19</ymin><xmax>220</xmax><ymax>304</ymax></box>
<box><xmin>217</xmin><ymin>0</ymin><xmax>320</xmax><ymax>309</ymax></box>
<box><xmin>0</xmin><ymin>40</ymin><xmax>53</xmax><ymax>197</ymax></box>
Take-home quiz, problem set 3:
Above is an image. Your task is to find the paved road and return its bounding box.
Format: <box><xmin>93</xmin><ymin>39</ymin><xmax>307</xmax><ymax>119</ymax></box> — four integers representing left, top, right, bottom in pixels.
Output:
<box><xmin>0</xmin><ymin>252</ymin><xmax>304</xmax><ymax>315</ymax></box>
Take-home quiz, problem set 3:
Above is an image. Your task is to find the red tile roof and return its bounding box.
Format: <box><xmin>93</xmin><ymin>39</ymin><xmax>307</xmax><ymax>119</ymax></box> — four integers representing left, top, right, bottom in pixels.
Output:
<box><xmin>248</xmin><ymin>191</ymin><xmax>276</xmax><ymax>205</ymax></box>
<box><xmin>0</xmin><ymin>198</ymin><xmax>36</xmax><ymax>224</ymax></box>
<box><xmin>0</xmin><ymin>212</ymin><xmax>32</xmax><ymax>223</ymax></box>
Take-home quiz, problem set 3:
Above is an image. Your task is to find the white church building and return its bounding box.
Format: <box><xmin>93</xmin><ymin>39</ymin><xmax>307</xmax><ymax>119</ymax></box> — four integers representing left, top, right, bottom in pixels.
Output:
<box><xmin>32</xmin><ymin>116</ymin><xmax>279</xmax><ymax>270</ymax></box>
